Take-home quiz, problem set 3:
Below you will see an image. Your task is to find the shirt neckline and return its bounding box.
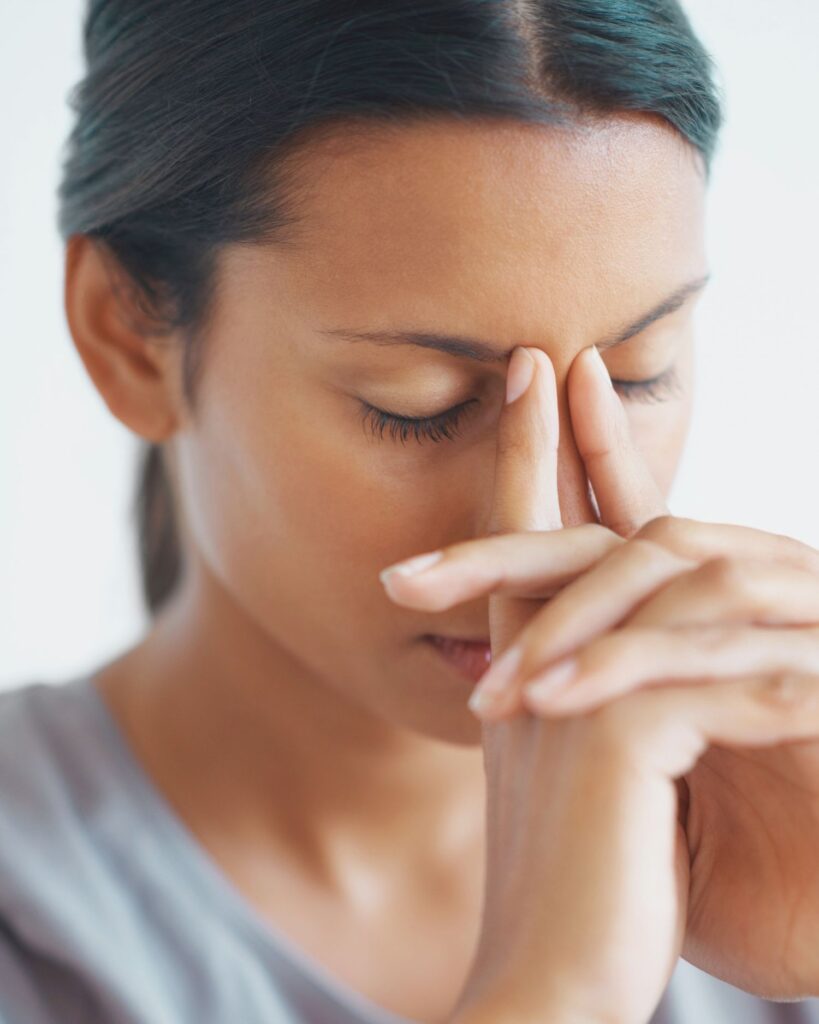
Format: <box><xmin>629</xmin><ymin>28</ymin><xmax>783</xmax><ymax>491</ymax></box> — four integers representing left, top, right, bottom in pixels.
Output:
<box><xmin>73</xmin><ymin>672</ymin><xmax>416</xmax><ymax>1024</ymax></box>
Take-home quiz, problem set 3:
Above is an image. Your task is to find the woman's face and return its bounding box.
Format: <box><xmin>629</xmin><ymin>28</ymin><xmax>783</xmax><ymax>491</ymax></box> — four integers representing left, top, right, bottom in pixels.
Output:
<box><xmin>170</xmin><ymin>113</ymin><xmax>708</xmax><ymax>744</ymax></box>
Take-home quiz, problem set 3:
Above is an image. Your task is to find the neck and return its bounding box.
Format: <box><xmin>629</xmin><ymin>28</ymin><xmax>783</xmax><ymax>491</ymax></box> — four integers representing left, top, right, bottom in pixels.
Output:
<box><xmin>97</xmin><ymin>561</ymin><xmax>487</xmax><ymax>894</ymax></box>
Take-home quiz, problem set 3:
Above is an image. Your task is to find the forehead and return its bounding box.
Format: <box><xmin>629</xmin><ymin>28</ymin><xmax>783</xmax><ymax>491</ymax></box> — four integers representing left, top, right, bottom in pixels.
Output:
<box><xmin>259</xmin><ymin>113</ymin><xmax>706</xmax><ymax>340</ymax></box>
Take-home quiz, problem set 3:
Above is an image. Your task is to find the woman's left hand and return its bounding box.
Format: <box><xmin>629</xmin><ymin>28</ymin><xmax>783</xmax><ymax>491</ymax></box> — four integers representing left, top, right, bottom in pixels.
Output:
<box><xmin>381</xmin><ymin>345</ymin><xmax>819</xmax><ymax>1000</ymax></box>
<box><xmin>506</xmin><ymin>515</ymin><xmax>819</xmax><ymax>1002</ymax></box>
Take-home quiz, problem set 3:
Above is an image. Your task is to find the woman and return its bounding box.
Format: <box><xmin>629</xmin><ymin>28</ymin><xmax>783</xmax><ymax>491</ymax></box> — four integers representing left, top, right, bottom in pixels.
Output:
<box><xmin>3</xmin><ymin>0</ymin><xmax>819</xmax><ymax>1021</ymax></box>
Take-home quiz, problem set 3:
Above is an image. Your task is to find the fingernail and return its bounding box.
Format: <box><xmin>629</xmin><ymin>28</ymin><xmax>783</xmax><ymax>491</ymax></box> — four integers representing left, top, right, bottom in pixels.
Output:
<box><xmin>467</xmin><ymin>644</ymin><xmax>524</xmax><ymax>714</ymax></box>
<box><xmin>587</xmin><ymin>345</ymin><xmax>613</xmax><ymax>392</ymax></box>
<box><xmin>523</xmin><ymin>657</ymin><xmax>578</xmax><ymax>703</ymax></box>
<box><xmin>505</xmin><ymin>347</ymin><xmax>536</xmax><ymax>404</ymax></box>
<box><xmin>379</xmin><ymin>550</ymin><xmax>444</xmax><ymax>585</ymax></box>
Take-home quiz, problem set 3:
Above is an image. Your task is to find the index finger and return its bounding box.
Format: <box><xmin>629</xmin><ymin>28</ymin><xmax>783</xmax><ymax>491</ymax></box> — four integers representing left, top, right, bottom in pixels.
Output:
<box><xmin>568</xmin><ymin>345</ymin><xmax>670</xmax><ymax>538</ymax></box>
<box><xmin>487</xmin><ymin>346</ymin><xmax>563</xmax><ymax>655</ymax></box>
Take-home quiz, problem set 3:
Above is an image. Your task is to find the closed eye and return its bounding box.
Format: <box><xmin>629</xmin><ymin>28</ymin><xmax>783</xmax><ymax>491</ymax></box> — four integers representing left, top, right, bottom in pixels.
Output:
<box><xmin>611</xmin><ymin>365</ymin><xmax>682</xmax><ymax>404</ymax></box>
<box><xmin>360</xmin><ymin>364</ymin><xmax>681</xmax><ymax>445</ymax></box>
<box><xmin>359</xmin><ymin>398</ymin><xmax>479</xmax><ymax>444</ymax></box>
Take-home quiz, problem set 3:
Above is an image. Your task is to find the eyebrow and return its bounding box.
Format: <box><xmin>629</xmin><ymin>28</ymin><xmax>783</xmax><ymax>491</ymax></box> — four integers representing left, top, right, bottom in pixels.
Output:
<box><xmin>318</xmin><ymin>273</ymin><xmax>711</xmax><ymax>364</ymax></box>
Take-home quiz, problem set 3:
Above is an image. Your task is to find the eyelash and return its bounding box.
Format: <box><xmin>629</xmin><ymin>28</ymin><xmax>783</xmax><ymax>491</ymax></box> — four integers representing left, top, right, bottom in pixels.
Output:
<box><xmin>611</xmin><ymin>365</ymin><xmax>682</xmax><ymax>405</ymax></box>
<box><xmin>361</xmin><ymin>365</ymin><xmax>681</xmax><ymax>445</ymax></box>
<box><xmin>360</xmin><ymin>398</ymin><xmax>481</xmax><ymax>445</ymax></box>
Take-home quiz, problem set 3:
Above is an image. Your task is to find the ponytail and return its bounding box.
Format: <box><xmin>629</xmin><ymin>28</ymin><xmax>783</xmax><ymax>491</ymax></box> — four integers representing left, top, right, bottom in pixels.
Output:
<box><xmin>134</xmin><ymin>442</ymin><xmax>183</xmax><ymax>616</ymax></box>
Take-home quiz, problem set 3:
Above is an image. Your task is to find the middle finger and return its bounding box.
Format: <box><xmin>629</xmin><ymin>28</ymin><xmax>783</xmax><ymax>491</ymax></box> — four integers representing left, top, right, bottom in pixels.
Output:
<box><xmin>470</xmin><ymin>536</ymin><xmax>697</xmax><ymax>717</ymax></box>
<box><xmin>521</xmin><ymin>623</ymin><xmax>819</xmax><ymax>715</ymax></box>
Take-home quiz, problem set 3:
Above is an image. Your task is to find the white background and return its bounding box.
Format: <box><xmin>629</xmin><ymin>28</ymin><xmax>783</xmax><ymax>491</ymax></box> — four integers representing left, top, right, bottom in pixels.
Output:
<box><xmin>1</xmin><ymin>1</ymin><xmax>818</xmax><ymax>690</ymax></box>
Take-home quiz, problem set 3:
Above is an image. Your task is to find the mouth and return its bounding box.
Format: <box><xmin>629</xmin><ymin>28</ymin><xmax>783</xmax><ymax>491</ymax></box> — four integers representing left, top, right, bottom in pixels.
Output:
<box><xmin>423</xmin><ymin>634</ymin><xmax>492</xmax><ymax>684</ymax></box>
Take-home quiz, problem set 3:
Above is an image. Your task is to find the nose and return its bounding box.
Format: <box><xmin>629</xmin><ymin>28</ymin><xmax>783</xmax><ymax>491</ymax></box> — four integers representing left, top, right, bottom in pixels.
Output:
<box><xmin>554</xmin><ymin>398</ymin><xmax>601</xmax><ymax>528</ymax></box>
<box><xmin>471</xmin><ymin>369</ymin><xmax>599</xmax><ymax>537</ymax></box>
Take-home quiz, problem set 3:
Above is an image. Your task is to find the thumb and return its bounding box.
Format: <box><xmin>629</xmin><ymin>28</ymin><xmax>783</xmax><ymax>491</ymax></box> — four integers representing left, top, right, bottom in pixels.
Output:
<box><xmin>487</xmin><ymin>346</ymin><xmax>563</xmax><ymax>656</ymax></box>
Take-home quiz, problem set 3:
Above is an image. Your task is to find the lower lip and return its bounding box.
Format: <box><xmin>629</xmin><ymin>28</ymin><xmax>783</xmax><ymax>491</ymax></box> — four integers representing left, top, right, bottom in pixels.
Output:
<box><xmin>424</xmin><ymin>635</ymin><xmax>492</xmax><ymax>683</ymax></box>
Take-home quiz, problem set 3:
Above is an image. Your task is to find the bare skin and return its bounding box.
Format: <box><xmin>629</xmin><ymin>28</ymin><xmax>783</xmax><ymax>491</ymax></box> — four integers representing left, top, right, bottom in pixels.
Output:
<box><xmin>389</xmin><ymin>342</ymin><xmax>819</xmax><ymax>1021</ymax></box>
<box><xmin>64</xmin><ymin>111</ymin><xmax>707</xmax><ymax>1022</ymax></box>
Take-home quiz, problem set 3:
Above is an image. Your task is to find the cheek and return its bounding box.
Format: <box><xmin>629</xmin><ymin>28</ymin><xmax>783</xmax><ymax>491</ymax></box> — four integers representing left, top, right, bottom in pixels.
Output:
<box><xmin>304</xmin><ymin>444</ymin><xmax>473</xmax><ymax>574</ymax></box>
<box><xmin>623</xmin><ymin>391</ymin><xmax>694</xmax><ymax>497</ymax></box>
<box><xmin>618</xmin><ymin>336</ymin><xmax>695</xmax><ymax>496</ymax></box>
<box><xmin>627</xmin><ymin>404</ymin><xmax>691</xmax><ymax>494</ymax></box>
<box><xmin>175</xmin><ymin>397</ymin><xmax>426</xmax><ymax>678</ymax></box>
<box><xmin>182</xmin><ymin>382</ymin><xmax>452</xmax><ymax>613</ymax></box>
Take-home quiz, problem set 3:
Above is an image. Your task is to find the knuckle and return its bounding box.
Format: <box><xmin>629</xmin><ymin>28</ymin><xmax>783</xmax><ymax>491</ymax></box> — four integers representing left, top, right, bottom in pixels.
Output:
<box><xmin>577</xmin><ymin>521</ymin><xmax>622</xmax><ymax>545</ymax></box>
<box><xmin>689</xmin><ymin>624</ymin><xmax>739</xmax><ymax>655</ymax></box>
<box><xmin>580</xmin><ymin>438</ymin><xmax>617</xmax><ymax>467</ymax></box>
<box><xmin>604</xmin><ymin>535</ymin><xmax>673</xmax><ymax>575</ymax></box>
<box><xmin>696</xmin><ymin>556</ymin><xmax>766</xmax><ymax>609</ymax></box>
<box><xmin>628</xmin><ymin>535</ymin><xmax>677</xmax><ymax>566</ymax></box>
<box><xmin>552</xmin><ymin>631</ymin><xmax>626</xmax><ymax>687</ymax></box>
<box><xmin>752</xmin><ymin>672</ymin><xmax>812</xmax><ymax>712</ymax></box>
<box><xmin>635</xmin><ymin>514</ymin><xmax>685</xmax><ymax>548</ymax></box>
<box><xmin>605</xmin><ymin>517</ymin><xmax>643</xmax><ymax>539</ymax></box>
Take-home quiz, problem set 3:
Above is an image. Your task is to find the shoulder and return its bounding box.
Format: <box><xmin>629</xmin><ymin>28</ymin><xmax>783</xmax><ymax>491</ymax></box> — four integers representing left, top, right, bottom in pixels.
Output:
<box><xmin>0</xmin><ymin>677</ymin><xmax>121</xmax><ymax>915</ymax></box>
<box><xmin>0</xmin><ymin>681</ymin><xmax>63</xmax><ymax>810</ymax></box>
<box><xmin>0</xmin><ymin>679</ymin><xmax>99</xmax><ymax>824</ymax></box>
<box><xmin>0</xmin><ymin>680</ymin><xmax>118</xmax><ymax>1021</ymax></box>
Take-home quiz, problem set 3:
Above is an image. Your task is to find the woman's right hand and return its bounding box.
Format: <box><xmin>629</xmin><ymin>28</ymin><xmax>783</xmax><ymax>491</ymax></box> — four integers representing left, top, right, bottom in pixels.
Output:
<box><xmin>385</xmin><ymin>346</ymin><xmax>819</xmax><ymax>1024</ymax></box>
<box><xmin>445</xmin><ymin>347</ymin><xmax>686</xmax><ymax>1024</ymax></box>
<box><xmin>384</xmin><ymin>345</ymin><xmax>715</xmax><ymax>1024</ymax></box>
<box><xmin>385</xmin><ymin>346</ymin><xmax>685</xmax><ymax>1024</ymax></box>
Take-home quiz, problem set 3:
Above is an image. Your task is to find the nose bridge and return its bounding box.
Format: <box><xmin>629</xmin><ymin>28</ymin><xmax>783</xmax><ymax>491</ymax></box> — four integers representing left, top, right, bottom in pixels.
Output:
<box><xmin>469</xmin><ymin>382</ymin><xmax>600</xmax><ymax>538</ymax></box>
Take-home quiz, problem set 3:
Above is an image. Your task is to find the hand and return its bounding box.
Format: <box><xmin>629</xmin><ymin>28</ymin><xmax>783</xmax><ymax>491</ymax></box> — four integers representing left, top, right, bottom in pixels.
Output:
<box><xmin>388</xmin><ymin>346</ymin><xmax>690</xmax><ymax>1024</ymax></box>
<box><xmin>384</xmin><ymin>343</ymin><xmax>819</xmax><ymax>1002</ymax></box>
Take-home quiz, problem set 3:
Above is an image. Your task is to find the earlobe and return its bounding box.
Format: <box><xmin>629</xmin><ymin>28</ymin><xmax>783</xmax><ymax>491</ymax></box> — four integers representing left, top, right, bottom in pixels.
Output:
<box><xmin>63</xmin><ymin>234</ymin><xmax>180</xmax><ymax>442</ymax></box>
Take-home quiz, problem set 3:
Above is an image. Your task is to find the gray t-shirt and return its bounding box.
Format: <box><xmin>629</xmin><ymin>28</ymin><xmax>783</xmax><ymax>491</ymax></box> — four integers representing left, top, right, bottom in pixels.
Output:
<box><xmin>1</xmin><ymin>676</ymin><xmax>818</xmax><ymax>1024</ymax></box>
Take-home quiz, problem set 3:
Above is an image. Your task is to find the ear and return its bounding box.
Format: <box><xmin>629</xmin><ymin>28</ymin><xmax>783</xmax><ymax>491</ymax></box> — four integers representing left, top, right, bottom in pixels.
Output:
<box><xmin>63</xmin><ymin>234</ymin><xmax>185</xmax><ymax>442</ymax></box>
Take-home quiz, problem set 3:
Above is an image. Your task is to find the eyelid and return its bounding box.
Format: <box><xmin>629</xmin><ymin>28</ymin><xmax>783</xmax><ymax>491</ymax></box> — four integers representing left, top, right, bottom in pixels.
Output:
<box><xmin>358</xmin><ymin>397</ymin><xmax>478</xmax><ymax>444</ymax></box>
<box><xmin>611</xmin><ymin>364</ymin><xmax>681</xmax><ymax>403</ymax></box>
<box><xmin>367</xmin><ymin>366</ymin><xmax>677</xmax><ymax>417</ymax></box>
<box><xmin>360</xmin><ymin>362</ymin><xmax>680</xmax><ymax>445</ymax></box>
